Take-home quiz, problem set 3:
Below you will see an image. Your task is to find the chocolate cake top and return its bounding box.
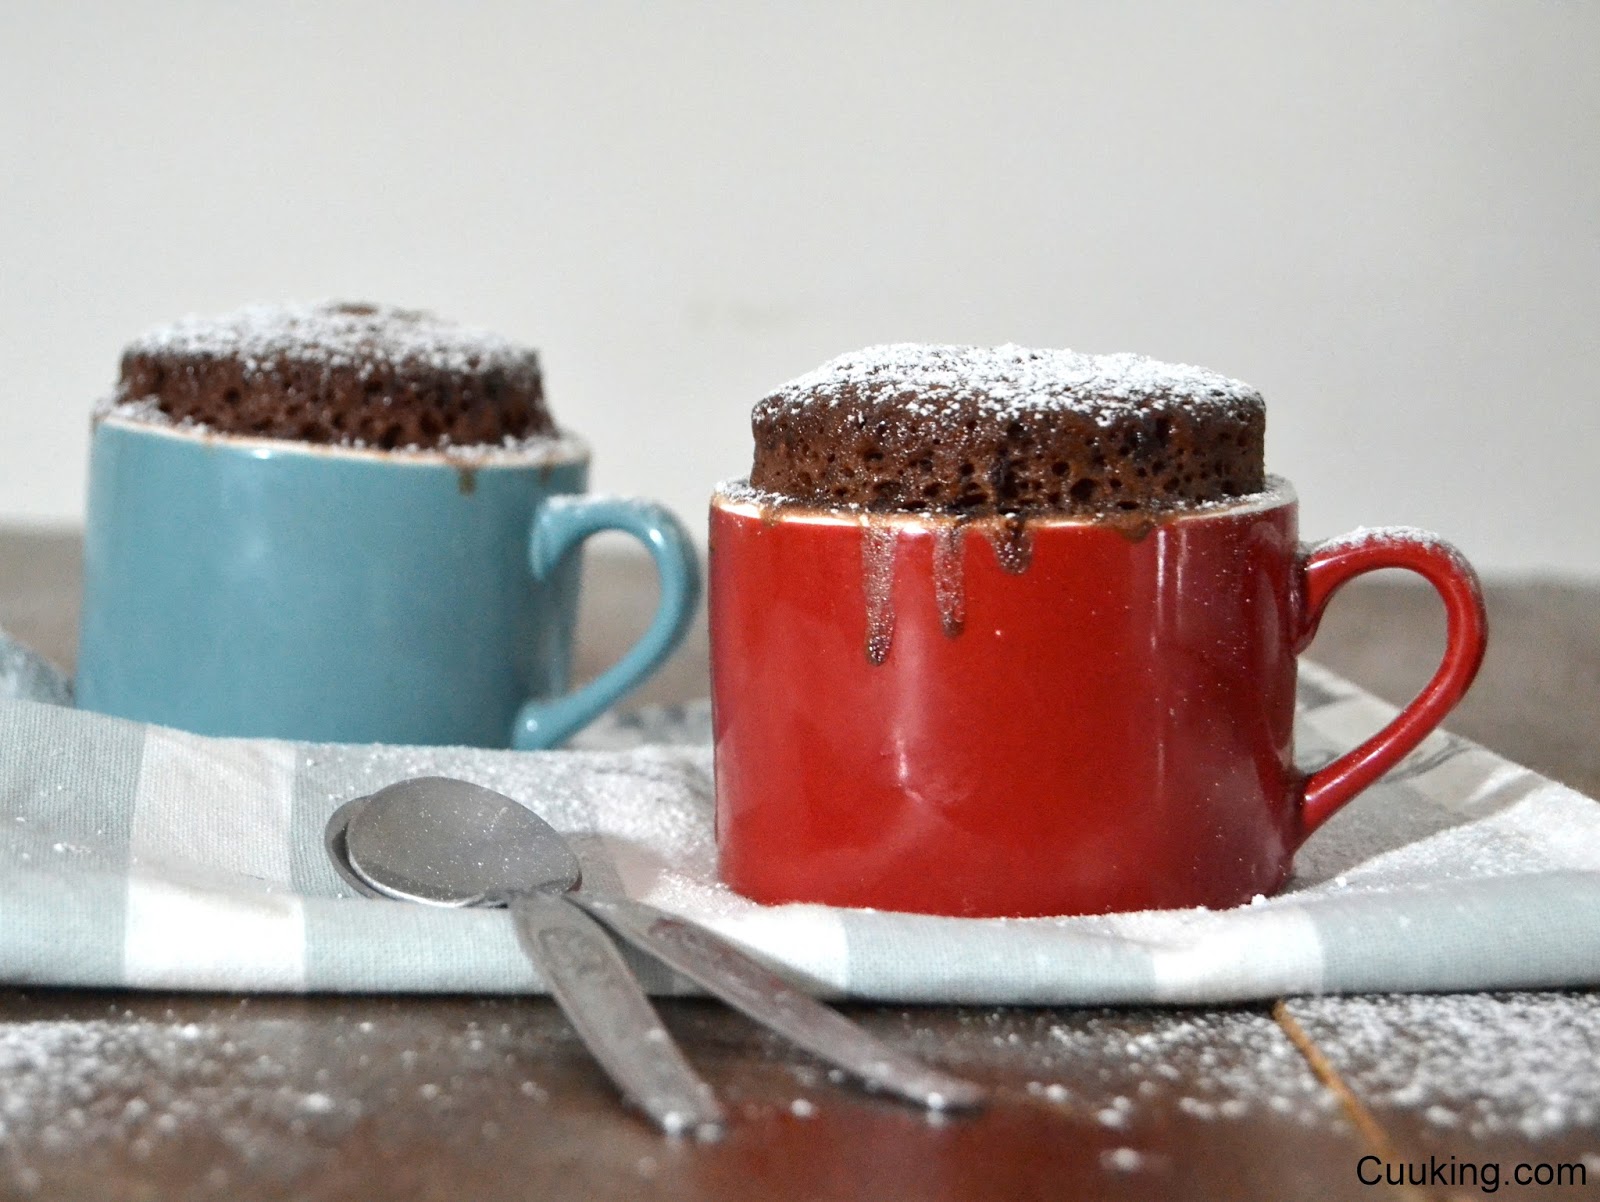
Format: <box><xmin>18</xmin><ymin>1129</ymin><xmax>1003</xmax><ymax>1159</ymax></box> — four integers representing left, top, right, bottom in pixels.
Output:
<box><xmin>111</xmin><ymin>301</ymin><xmax>556</xmax><ymax>451</ymax></box>
<box><xmin>749</xmin><ymin>343</ymin><xmax>1266</xmax><ymax>515</ymax></box>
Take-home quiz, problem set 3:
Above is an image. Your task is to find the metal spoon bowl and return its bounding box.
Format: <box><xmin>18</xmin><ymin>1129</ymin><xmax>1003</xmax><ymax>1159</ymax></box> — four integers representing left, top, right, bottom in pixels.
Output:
<box><xmin>343</xmin><ymin>777</ymin><xmax>580</xmax><ymax>906</ymax></box>
<box><xmin>336</xmin><ymin>777</ymin><xmax>725</xmax><ymax>1138</ymax></box>
<box><xmin>327</xmin><ymin>777</ymin><xmax>986</xmax><ymax>1116</ymax></box>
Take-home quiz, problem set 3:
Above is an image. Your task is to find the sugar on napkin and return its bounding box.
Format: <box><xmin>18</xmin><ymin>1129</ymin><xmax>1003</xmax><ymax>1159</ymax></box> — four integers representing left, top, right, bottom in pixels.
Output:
<box><xmin>0</xmin><ymin>627</ymin><xmax>1596</xmax><ymax>1004</ymax></box>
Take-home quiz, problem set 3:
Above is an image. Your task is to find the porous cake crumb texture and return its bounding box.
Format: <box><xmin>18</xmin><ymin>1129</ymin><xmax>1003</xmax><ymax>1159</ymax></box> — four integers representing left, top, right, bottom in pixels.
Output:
<box><xmin>114</xmin><ymin>301</ymin><xmax>554</xmax><ymax>450</ymax></box>
<box><xmin>751</xmin><ymin>344</ymin><xmax>1265</xmax><ymax>515</ymax></box>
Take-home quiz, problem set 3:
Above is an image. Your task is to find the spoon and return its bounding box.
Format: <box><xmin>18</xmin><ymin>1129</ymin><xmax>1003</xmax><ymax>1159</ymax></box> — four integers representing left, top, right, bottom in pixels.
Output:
<box><xmin>336</xmin><ymin>777</ymin><xmax>724</xmax><ymax>1138</ymax></box>
<box><xmin>327</xmin><ymin>777</ymin><xmax>986</xmax><ymax>1115</ymax></box>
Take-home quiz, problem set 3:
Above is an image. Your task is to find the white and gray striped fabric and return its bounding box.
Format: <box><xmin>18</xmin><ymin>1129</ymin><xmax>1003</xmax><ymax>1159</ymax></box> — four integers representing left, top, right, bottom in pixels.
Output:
<box><xmin>1</xmin><ymin>634</ymin><xmax>1596</xmax><ymax>1003</ymax></box>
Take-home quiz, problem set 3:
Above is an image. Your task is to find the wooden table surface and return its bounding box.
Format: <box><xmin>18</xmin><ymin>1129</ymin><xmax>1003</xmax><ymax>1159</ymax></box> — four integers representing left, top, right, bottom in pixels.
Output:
<box><xmin>1</xmin><ymin>528</ymin><xmax>1596</xmax><ymax>1202</ymax></box>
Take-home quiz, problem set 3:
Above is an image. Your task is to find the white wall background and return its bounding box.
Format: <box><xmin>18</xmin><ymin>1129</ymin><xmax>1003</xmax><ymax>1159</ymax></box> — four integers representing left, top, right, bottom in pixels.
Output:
<box><xmin>1</xmin><ymin>1</ymin><xmax>1595</xmax><ymax>573</ymax></box>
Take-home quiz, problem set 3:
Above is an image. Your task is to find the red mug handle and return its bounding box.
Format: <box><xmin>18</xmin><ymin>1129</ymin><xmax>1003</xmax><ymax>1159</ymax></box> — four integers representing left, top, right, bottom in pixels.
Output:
<box><xmin>1293</xmin><ymin>527</ymin><xmax>1488</xmax><ymax>839</ymax></box>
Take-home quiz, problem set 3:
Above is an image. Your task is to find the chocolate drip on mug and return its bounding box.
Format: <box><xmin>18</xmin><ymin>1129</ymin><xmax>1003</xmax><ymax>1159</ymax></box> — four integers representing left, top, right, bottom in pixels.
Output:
<box><xmin>983</xmin><ymin>515</ymin><xmax>1034</xmax><ymax>575</ymax></box>
<box><xmin>861</xmin><ymin>522</ymin><xmax>899</xmax><ymax>665</ymax></box>
<box><xmin>932</xmin><ymin>523</ymin><xmax>967</xmax><ymax>638</ymax></box>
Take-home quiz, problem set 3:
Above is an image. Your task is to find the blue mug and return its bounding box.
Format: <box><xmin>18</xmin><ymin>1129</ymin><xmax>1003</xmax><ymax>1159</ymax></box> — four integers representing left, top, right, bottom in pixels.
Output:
<box><xmin>75</xmin><ymin>415</ymin><xmax>699</xmax><ymax>748</ymax></box>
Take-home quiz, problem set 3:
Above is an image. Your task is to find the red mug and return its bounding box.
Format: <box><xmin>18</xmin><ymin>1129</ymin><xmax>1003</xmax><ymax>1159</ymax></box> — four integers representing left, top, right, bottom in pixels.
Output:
<box><xmin>709</xmin><ymin>480</ymin><xmax>1487</xmax><ymax>918</ymax></box>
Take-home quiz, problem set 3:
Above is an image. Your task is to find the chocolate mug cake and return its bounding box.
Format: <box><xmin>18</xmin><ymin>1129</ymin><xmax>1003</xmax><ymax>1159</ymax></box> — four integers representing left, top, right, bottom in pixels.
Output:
<box><xmin>711</xmin><ymin>343</ymin><xmax>1486</xmax><ymax>916</ymax></box>
<box><xmin>748</xmin><ymin>343</ymin><xmax>1266</xmax><ymax>516</ymax></box>
<box><xmin>108</xmin><ymin>300</ymin><xmax>557</xmax><ymax>452</ymax></box>
<box><xmin>78</xmin><ymin>301</ymin><xmax>700</xmax><ymax>748</ymax></box>
<box><xmin>735</xmin><ymin>343</ymin><xmax>1271</xmax><ymax>662</ymax></box>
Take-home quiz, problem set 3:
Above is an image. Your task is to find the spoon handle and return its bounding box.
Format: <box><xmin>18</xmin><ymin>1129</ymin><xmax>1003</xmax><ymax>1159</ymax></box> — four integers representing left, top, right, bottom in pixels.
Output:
<box><xmin>509</xmin><ymin>892</ymin><xmax>725</xmax><ymax>1137</ymax></box>
<box><xmin>570</xmin><ymin>896</ymin><xmax>986</xmax><ymax>1113</ymax></box>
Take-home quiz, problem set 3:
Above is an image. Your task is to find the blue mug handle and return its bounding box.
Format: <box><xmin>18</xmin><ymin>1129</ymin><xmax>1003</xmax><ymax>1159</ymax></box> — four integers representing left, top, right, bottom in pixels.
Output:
<box><xmin>512</xmin><ymin>496</ymin><xmax>700</xmax><ymax>749</ymax></box>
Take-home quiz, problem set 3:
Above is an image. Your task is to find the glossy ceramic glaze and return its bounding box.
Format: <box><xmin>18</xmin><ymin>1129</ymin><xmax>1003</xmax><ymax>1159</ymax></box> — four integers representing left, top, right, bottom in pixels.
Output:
<box><xmin>710</xmin><ymin>483</ymin><xmax>1487</xmax><ymax>917</ymax></box>
<box><xmin>77</xmin><ymin>417</ymin><xmax>698</xmax><ymax>748</ymax></box>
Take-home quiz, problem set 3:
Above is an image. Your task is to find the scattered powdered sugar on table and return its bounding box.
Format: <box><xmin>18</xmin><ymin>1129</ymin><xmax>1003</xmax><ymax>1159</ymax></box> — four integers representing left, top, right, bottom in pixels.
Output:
<box><xmin>0</xmin><ymin>1011</ymin><xmax>360</xmax><ymax>1192</ymax></box>
<box><xmin>903</xmin><ymin>1007</ymin><xmax>1343</xmax><ymax>1130</ymax></box>
<box><xmin>754</xmin><ymin>344</ymin><xmax>1263</xmax><ymax>427</ymax></box>
<box><xmin>0</xmin><ymin>998</ymin><xmax>564</xmax><ymax>1196</ymax></box>
<box><xmin>1286</xmin><ymin>992</ymin><xmax>1600</xmax><ymax>1140</ymax></box>
<box><xmin>1100</xmin><ymin>1146</ymin><xmax>1148</xmax><ymax>1172</ymax></box>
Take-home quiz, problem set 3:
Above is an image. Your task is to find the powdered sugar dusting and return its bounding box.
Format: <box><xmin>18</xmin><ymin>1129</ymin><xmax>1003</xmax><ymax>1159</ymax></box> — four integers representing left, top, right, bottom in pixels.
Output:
<box><xmin>123</xmin><ymin>301</ymin><xmax>536</xmax><ymax>378</ymax></box>
<box><xmin>0</xmin><ymin>997</ymin><xmax>570</xmax><ymax>1196</ymax></box>
<box><xmin>0</xmin><ymin>1010</ymin><xmax>361</xmax><ymax>1192</ymax></box>
<box><xmin>756</xmin><ymin>343</ymin><xmax>1263</xmax><ymax>426</ymax></box>
<box><xmin>919</xmin><ymin>1007</ymin><xmax>1342</xmax><ymax>1128</ymax></box>
<box><xmin>1287</xmin><ymin>992</ymin><xmax>1600</xmax><ymax>1139</ymax></box>
<box><xmin>1313</xmin><ymin>525</ymin><xmax>1467</xmax><ymax>562</ymax></box>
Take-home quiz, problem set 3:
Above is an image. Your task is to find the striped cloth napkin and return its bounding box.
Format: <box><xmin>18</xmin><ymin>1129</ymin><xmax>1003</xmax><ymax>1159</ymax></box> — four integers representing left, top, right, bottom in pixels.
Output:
<box><xmin>2</xmin><ymin>632</ymin><xmax>1597</xmax><ymax>1004</ymax></box>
